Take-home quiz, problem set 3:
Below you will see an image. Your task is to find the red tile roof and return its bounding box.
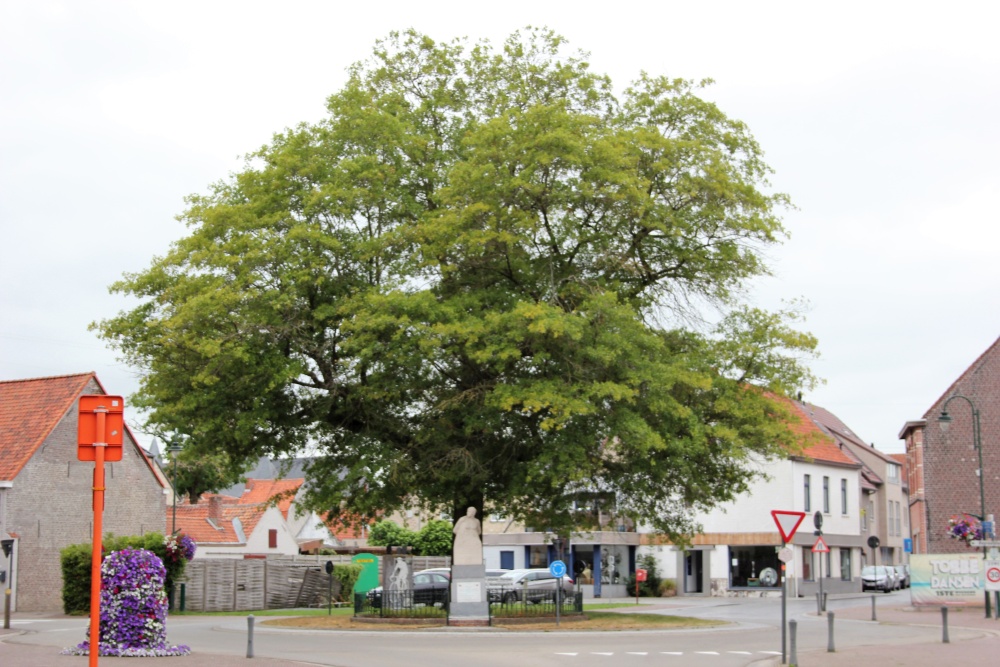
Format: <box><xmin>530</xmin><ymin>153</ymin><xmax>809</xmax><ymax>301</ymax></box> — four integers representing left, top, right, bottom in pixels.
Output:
<box><xmin>0</xmin><ymin>373</ymin><xmax>97</xmax><ymax>480</ymax></box>
<box><xmin>240</xmin><ymin>478</ymin><xmax>303</xmax><ymax>519</ymax></box>
<box><xmin>171</xmin><ymin>493</ymin><xmax>269</xmax><ymax>545</ymax></box>
<box><xmin>783</xmin><ymin>399</ymin><xmax>860</xmax><ymax>467</ymax></box>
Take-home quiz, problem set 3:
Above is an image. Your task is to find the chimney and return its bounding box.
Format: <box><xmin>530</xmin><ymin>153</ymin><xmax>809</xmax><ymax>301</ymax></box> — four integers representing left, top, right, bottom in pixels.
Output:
<box><xmin>209</xmin><ymin>495</ymin><xmax>223</xmax><ymax>523</ymax></box>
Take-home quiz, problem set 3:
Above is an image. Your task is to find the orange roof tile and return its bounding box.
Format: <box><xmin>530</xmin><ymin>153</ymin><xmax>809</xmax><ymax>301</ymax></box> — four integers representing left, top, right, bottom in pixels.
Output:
<box><xmin>171</xmin><ymin>494</ymin><xmax>269</xmax><ymax>545</ymax></box>
<box><xmin>782</xmin><ymin>399</ymin><xmax>859</xmax><ymax>467</ymax></box>
<box><xmin>240</xmin><ymin>478</ymin><xmax>303</xmax><ymax>519</ymax></box>
<box><xmin>0</xmin><ymin>373</ymin><xmax>95</xmax><ymax>480</ymax></box>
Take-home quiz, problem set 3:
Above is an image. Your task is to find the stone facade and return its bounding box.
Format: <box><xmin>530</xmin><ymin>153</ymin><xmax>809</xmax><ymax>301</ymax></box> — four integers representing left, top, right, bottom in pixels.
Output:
<box><xmin>5</xmin><ymin>377</ymin><xmax>166</xmax><ymax>611</ymax></box>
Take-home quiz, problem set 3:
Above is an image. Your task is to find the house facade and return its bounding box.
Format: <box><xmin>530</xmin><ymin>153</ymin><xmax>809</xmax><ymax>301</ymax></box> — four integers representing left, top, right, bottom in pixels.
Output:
<box><xmin>640</xmin><ymin>399</ymin><xmax>866</xmax><ymax>597</ymax></box>
<box><xmin>172</xmin><ymin>494</ymin><xmax>299</xmax><ymax>559</ymax></box>
<box><xmin>803</xmin><ymin>403</ymin><xmax>910</xmax><ymax>567</ymax></box>
<box><xmin>0</xmin><ymin>373</ymin><xmax>167</xmax><ymax>611</ymax></box>
<box><xmin>899</xmin><ymin>336</ymin><xmax>1000</xmax><ymax>556</ymax></box>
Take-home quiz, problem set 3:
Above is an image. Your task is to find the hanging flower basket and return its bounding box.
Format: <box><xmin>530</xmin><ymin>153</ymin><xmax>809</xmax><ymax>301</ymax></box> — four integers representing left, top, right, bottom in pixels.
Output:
<box><xmin>948</xmin><ymin>514</ymin><xmax>983</xmax><ymax>544</ymax></box>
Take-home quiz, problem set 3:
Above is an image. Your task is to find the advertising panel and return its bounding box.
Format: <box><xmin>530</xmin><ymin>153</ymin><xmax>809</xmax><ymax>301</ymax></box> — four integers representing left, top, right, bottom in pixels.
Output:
<box><xmin>910</xmin><ymin>553</ymin><xmax>983</xmax><ymax>607</ymax></box>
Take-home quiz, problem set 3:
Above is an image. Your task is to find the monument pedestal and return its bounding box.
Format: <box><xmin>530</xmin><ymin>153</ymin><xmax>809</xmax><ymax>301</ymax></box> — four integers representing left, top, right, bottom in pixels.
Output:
<box><xmin>448</xmin><ymin>563</ymin><xmax>490</xmax><ymax>626</ymax></box>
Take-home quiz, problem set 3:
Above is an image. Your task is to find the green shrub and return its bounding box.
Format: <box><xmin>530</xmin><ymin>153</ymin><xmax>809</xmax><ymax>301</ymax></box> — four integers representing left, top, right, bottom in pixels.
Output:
<box><xmin>332</xmin><ymin>564</ymin><xmax>363</xmax><ymax>602</ymax></box>
<box><xmin>624</xmin><ymin>553</ymin><xmax>664</xmax><ymax>597</ymax></box>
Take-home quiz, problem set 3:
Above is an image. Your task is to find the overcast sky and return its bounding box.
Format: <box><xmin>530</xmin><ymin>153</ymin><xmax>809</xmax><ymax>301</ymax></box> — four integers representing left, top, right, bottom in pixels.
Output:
<box><xmin>3</xmin><ymin>1</ymin><xmax>999</xmax><ymax>454</ymax></box>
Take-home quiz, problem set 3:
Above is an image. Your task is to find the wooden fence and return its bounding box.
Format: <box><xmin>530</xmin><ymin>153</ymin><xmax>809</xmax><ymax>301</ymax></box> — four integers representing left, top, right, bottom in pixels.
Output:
<box><xmin>174</xmin><ymin>554</ymin><xmax>450</xmax><ymax>612</ymax></box>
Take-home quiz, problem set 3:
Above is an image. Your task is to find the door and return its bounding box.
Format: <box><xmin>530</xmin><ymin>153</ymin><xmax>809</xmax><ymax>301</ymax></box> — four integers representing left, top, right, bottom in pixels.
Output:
<box><xmin>685</xmin><ymin>550</ymin><xmax>704</xmax><ymax>594</ymax></box>
<box><xmin>500</xmin><ymin>550</ymin><xmax>514</xmax><ymax>570</ymax></box>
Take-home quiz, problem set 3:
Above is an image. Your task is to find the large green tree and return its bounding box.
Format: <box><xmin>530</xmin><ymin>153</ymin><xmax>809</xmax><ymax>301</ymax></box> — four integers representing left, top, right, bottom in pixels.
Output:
<box><xmin>97</xmin><ymin>28</ymin><xmax>817</xmax><ymax>542</ymax></box>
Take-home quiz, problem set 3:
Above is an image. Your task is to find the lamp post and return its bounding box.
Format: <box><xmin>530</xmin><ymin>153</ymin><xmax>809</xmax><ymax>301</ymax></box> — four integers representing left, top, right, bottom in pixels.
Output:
<box><xmin>938</xmin><ymin>394</ymin><xmax>992</xmax><ymax>618</ymax></box>
<box><xmin>167</xmin><ymin>439</ymin><xmax>184</xmax><ymax>535</ymax></box>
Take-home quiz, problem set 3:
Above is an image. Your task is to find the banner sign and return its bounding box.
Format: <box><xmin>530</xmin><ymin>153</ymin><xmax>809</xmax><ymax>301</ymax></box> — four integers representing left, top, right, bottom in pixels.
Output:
<box><xmin>910</xmin><ymin>554</ymin><xmax>983</xmax><ymax>607</ymax></box>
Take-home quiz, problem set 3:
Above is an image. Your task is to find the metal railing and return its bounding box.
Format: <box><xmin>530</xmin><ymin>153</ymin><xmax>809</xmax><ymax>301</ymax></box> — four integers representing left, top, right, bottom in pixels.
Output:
<box><xmin>354</xmin><ymin>589</ymin><xmax>449</xmax><ymax>618</ymax></box>
<box><xmin>488</xmin><ymin>586</ymin><xmax>583</xmax><ymax>618</ymax></box>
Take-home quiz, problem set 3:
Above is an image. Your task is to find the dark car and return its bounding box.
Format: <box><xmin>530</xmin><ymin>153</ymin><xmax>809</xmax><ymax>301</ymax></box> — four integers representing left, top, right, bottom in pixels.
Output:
<box><xmin>368</xmin><ymin>569</ymin><xmax>451</xmax><ymax>608</ymax></box>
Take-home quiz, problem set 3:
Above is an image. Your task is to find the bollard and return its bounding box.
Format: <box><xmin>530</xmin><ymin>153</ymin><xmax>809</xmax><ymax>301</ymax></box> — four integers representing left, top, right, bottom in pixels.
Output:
<box><xmin>816</xmin><ymin>591</ymin><xmax>822</xmax><ymax>615</ymax></box>
<box><xmin>871</xmin><ymin>594</ymin><xmax>877</xmax><ymax>621</ymax></box>
<box><xmin>941</xmin><ymin>606</ymin><xmax>949</xmax><ymax>644</ymax></box>
<box><xmin>822</xmin><ymin>591</ymin><xmax>828</xmax><ymax>612</ymax></box>
<box><xmin>180</xmin><ymin>583</ymin><xmax>186</xmax><ymax>612</ymax></box>
<box><xmin>247</xmin><ymin>614</ymin><xmax>255</xmax><ymax>658</ymax></box>
<box><xmin>827</xmin><ymin>611</ymin><xmax>835</xmax><ymax>652</ymax></box>
<box><xmin>789</xmin><ymin>619</ymin><xmax>798</xmax><ymax>666</ymax></box>
<box><xmin>3</xmin><ymin>588</ymin><xmax>10</xmax><ymax>630</ymax></box>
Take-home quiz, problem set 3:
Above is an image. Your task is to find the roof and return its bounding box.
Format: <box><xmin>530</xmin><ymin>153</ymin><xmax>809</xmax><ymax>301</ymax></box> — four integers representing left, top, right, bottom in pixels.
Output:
<box><xmin>172</xmin><ymin>494</ymin><xmax>269</xmax><ymax>545</ymax></box>
<box><xmin>804</xmin><ymin>402</ymin><xmax>901</xmax><ymax>465</ymax></box>
<box><xmin>240</xmin><ymin>478</ymin><xmax>303</xmax><ymax>519</ymax></box>
<box><xmin>924</xmin><ymin>335</ymin><xmax>1000</xmax><ymax>419</ymax></box>
<box><xmin>0</xmin><ymin>373</ymin><xmax>97</xmax><ymax>480</ymax></box>
<box><xmin>784</xmin><ymin>400</ymin><xmax>860</xmax><ymax>467</ymax></box>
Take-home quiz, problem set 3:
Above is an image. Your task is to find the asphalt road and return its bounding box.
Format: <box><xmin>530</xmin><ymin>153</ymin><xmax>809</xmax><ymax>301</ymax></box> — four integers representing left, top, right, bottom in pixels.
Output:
<box><xmin>2</xmin><ymin>591</ymin><xmax>987</xmax><ymax>667</ymax></box>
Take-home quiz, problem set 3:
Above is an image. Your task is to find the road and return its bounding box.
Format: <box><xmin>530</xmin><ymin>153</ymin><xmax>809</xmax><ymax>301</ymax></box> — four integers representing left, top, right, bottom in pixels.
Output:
<box><xmin>2</xmin><ymin>590</ymin><xmax>977</xmax><ymax>667</ymax></box>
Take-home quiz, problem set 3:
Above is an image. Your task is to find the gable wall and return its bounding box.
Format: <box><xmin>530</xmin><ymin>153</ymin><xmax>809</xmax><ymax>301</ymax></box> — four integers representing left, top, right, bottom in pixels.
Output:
<box><xmin>922</xmin><ymin>343</ymin><xmax>1000</xmax><ymax>556</ymax></box>
<box><xmin>7</xmin><ymin>381</ymin><xmax>166</xmax><ymax>610</ymax></box>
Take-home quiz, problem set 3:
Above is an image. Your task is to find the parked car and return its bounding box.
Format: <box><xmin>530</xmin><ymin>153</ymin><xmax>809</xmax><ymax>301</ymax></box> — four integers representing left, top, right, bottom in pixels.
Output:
<box><xmin>367</xmin><ymin>569</ymin><xmax>451</xmax><ymax>608</ymax></box>
<box><xmin>861</xmin><ymin>565</ymin><xmax>896</xmax><ymax>593</ymax></box>
<box><xmin>490</xmin><ymin>568</ymin><xmax>575</xmax><ymax>603</ymax></box>
<box><xmin>894</xmin><ymin>564</ymin><xmax>910</xmax><ymax>589</ymax></box>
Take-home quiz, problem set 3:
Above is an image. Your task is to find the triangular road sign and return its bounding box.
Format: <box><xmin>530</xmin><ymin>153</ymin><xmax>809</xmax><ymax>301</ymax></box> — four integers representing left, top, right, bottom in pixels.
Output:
<box><xmin>812</xmin><ymin>536</ymin><xmax>830</xmax><ymax>553</ymax></box>
<box><xmin>771</xmin><ymin>510</ymin><xmax>807</xmax><ymax>543</ymax></box>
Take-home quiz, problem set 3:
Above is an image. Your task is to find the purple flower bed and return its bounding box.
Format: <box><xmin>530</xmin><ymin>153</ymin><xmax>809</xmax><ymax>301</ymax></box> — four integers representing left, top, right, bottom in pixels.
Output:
<box><xmin>63</xmin><ymin>548</ymin><xmax>190</xmax><ymax>657</ymax></box>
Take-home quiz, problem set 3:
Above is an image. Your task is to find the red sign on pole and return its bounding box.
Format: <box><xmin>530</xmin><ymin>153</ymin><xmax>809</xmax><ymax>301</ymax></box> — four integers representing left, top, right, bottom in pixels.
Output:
<box><xmin>812</xmin><ymin>536</ymin><xmax>830</xmax><ymax>553</ymax></box>
<box><xmin>771</xmin><ymin>510</ymin><xmax>807</xmax><ymax>543</ymax></box>
<box><xmin>77</xmin><ymin>395</ymin><xmax>124</xmax><ymax>462</ymax></box>
<box><xmin>636</xmin><ymin>569</ymin><xmax>648</xmax><ymax>582</ymax></box>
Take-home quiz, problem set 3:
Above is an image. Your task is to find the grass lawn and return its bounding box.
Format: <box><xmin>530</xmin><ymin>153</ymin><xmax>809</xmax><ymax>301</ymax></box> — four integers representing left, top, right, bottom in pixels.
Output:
<box><xmin>255</xmin><ymin>607</ymin><xmax>724</xmax><ymax>632</ymax></box>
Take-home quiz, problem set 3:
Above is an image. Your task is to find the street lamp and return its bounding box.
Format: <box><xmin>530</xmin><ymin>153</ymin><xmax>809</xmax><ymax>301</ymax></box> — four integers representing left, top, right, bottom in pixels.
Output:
<box><xmin>938</xmin><ymin>394</ymin><xmax>993</xmax><ymax>617</ymax></box>
<box><xmin>166</xmin><ymin>439</ymin><xmax>184</xmax><ymax>534</ymax></box>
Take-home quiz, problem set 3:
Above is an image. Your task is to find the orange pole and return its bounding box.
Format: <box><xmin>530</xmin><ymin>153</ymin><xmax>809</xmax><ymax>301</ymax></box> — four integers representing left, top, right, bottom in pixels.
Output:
<box><xmin>89</xmin><ymin>409</ymin><xmax>107</xmax><ymax>667</ymax></box>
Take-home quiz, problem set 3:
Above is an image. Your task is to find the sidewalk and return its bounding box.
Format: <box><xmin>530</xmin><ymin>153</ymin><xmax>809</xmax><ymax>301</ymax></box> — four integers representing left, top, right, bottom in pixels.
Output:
<box><xmin>759</xmin><ymin>604</ymin><xmax>1000</xmax><ymax>666</ymax></box>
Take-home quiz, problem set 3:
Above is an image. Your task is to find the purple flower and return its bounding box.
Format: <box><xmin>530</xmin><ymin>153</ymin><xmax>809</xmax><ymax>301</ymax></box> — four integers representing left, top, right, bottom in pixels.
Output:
<box><xmin>63</xmin><ymin>548</ymin><xmax>190</xmax><ymax>657</ymax></box>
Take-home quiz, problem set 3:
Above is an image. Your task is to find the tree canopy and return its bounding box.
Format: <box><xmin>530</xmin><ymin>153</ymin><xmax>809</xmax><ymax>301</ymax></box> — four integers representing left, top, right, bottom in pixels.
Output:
<box><xmin>97</xmin><ymin>28</ymin><xmax>818</xmax><ymax>542</ymax></box>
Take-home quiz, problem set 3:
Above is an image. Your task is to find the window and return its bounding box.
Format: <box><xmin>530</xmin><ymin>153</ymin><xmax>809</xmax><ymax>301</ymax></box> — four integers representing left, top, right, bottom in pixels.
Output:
<box><xmin>887</xmin><ymin>464</ymin><xmax>900</xmax><ymax>484</ymax></box>
<box><xmin>895</xmin><ymin>501</ymin><xmax>902</xmax><ymax>536</ymax></box>
<box><xmin>730</xmin><ymin>546</ymin><xmax>782</xmax><ymax>588</ymax></box>
<box><xmin>822</xmin><ymin>476</ymin><xmax>830</xmax><ymax>514</ymax></box>
<box><xmin>804</xmin><ymin>475</ymin><xmax>811</xmax><ymax>512</ymax></box>
<box><xmin>887</xmin><ymin>502</ymin><xmax>895</xmax><ymax>536</ymax></box>
<box><xmin>840</xmin><ymin>548</ymin><xmax>852</xmax><ymax>581</ymax></box>
<box><xmin>841</xmin><ymin>479</ymin><xmax>848</xmax><ymax>515</ymax></box>
<box><xmin>802</xmin><ymin>547</ymin><xmax>813</xmax><ymax>581</ymax></box>
<box><xmin>268</xmin><ymin>529</ymin><xmax>277</xmax><ymax>549</ymax></box>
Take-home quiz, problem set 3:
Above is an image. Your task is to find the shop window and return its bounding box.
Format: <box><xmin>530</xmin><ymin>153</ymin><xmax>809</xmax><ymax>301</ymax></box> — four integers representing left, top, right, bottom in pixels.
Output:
<box><xmin>729</xmin><ymin>546</ymin><xmax>781</xmax><ymax>588</ymax></box>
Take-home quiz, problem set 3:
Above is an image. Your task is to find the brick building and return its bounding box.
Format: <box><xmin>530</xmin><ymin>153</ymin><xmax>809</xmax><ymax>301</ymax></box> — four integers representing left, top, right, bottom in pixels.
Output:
<box><xmin>899</xmin><ymin>336</ymin><xmax>1000</xmax><ymax>555</ymax></box>
<box><xmin>0</xmin><ymin>373</ymin><xmax>167</xmax><ymax>611</ymax></box>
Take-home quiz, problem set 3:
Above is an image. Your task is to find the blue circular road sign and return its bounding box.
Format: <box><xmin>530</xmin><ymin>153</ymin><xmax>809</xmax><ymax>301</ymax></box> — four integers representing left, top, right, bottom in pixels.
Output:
<box><xmin>549</xmin><ymin>559</ymin><xmax>567</xmax><ymax>578</ymax></box>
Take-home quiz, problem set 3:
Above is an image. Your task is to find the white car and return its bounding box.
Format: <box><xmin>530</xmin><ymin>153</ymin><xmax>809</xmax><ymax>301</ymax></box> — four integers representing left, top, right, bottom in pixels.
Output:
<box><xmin>489</xmin><ymin>568</ymin><xmax>575</xmax><ymax>603</ymax></box>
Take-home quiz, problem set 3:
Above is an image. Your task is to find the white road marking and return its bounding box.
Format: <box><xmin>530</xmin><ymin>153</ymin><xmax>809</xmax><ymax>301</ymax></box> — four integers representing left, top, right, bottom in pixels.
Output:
<box><xmin>555</xmin><ymin>653</ymin><xmax>578</xmax><ymax>656</ymax></box>
<box><xmin>660</xmin><ymin>651</ymin><xmax>684</xmax><ymax>655</ymax></box>
<box><xmin>728</xmin><ymin>651</ymin><xmax>753</xmax><ymax>655</ymax></box>
<box><xmin>591</xmin><ymin>652</ymin><xmax>615</xmax><ymax>656</ymax></box>
<box><xmin>696</xmin><ymin>651</ymin><xmax>720</xmax><ymax>655</ymax></box>
<box><xmin>627</xmin><ymin>652</ymin><xmax>648</xmax><ymax>655</ymax></box>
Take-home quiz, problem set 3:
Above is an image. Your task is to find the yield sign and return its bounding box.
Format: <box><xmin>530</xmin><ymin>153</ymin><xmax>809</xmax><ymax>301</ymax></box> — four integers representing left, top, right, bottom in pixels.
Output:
<box><xmin>771</xmin><ymin>510</ymin><xmax>807</xmax><ymax>543</ymax></box>
<box><xmin>812</xmin><ymin>536</ymin><xmax>830</xmax><ymax>553</ymax></box>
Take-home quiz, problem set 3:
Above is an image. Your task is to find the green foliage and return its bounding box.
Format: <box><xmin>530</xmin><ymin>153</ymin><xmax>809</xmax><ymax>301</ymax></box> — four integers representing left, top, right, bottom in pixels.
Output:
<box><xmin>60</xmin><ymin>533</ymin><xmax>189</xmax><ymax>614</ymax></box>
<box><xmin>96</xmin><ymin>28</ymin><xmax>819</xmax><ymax>542</ymax></box>
<box><xmin>366</xmin><ymin>520</ymin><xmax>415</xmax><ymax>549</ymax></box>
<box><xmin>625</xmin><ymin>553</ymin><xmax>663</xmax><ymax>597</ymax></box>
<box><xmin>331</xmin><ymin>564</ymin><xmax>363</xmax><ymax>602</ymax></box>
<box><xmin>60</xmin><ymin>543</ymin><xmax>93</xmax><ymax>615</ymax></box>
<box><xmin>413</xmin><ymin>520</ymin><xmax>454</xmax><ymax>556</ymax></box>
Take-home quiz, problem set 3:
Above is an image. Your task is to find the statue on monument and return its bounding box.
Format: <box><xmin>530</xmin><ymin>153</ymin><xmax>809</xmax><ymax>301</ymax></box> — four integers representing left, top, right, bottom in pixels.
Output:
<box><xmin>452</xmin><ymin>506</ymin><xmax>483</xmax><ymax>565</ymax></box>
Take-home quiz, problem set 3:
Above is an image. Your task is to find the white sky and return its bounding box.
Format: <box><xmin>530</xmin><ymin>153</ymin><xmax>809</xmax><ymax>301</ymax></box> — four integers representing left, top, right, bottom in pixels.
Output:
<box><xmin>3</xmin><ymin>1</ymin><xmax>999</xmax><ymax>454</ymax></box>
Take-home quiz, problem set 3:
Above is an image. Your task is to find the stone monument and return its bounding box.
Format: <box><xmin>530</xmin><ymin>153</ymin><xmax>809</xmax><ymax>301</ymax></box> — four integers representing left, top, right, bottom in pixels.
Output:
<box><xmin>448</xmin><ymin>507</ymin><xmax>490</xmax><ymax>625</ymax></box>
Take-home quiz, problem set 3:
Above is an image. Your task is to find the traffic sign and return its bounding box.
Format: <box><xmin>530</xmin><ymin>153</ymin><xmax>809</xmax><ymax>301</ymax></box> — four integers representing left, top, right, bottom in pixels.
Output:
<box><xmin>771</xmin><ymin>510</ymin><xmax>807</xmax><ymax>543</ymax></box>
<box><xmin>77</xmin><ymin>395</ymin><xmax>125</xmax><ymax>462</ymax></box>
<box><xmin>812</xmin><ymin>536</ymin><xmax>830</xmax><ymax>553</ymax></box>
<box><xmin>549</xmin><ymin>560</ymin><xmax>566</xmax><ymax>579</ymax></box>
<box><xmin>636</xmin><ymin>568</ymin><xmax>648</xmax><ymax>582</ymax></box>
<box><xmin>986</xmin><ymin>560</ymin><xmax>1000</xmax><ymax>592</ymax></box>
